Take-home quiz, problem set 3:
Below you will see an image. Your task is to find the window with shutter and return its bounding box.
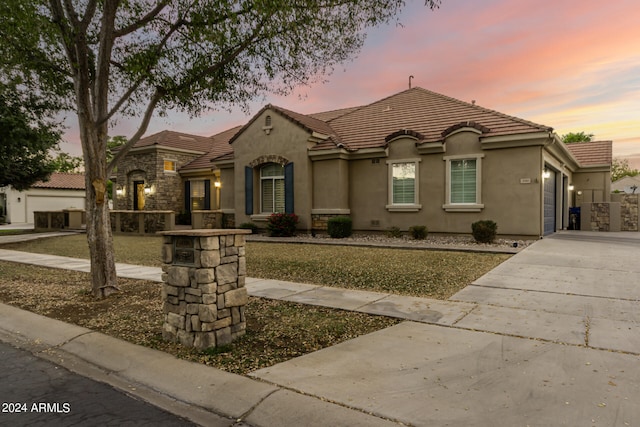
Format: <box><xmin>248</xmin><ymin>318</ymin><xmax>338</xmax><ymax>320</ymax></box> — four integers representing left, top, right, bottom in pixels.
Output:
<box><xmin>260</xmin><ymin>163</ymin><xmax>285</xmax><ymax>213</ymax></box>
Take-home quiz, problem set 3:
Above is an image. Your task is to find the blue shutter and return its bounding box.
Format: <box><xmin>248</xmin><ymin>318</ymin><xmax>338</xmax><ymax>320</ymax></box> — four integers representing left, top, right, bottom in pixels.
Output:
<box><xmin>184</xmin><ymin>181</ymin><xmax>191</xmax><ymax>212</ymax></box>
<box><xmin>245</xmin><ymin>166</ymin><xmax>253</xmax><ymax>215</ymax></box>
<box><xmin>284</xmin><ymin>162</ymin><xmax>294</xmax><ymax>214</ymax></box>
<box><xmin>204</xmin><ymin>179</ymin><xmax>211</xmax><ymax>210</ymax></box>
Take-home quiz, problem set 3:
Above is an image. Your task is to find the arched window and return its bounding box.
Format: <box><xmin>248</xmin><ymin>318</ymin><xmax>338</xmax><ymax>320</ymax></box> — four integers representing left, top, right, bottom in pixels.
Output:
<box><xmin>265</xmin><ymin>115</ymin><xmax>272</xmax><ymax>127</ymax></box>
<box><xmin>260</xmin><ymin>163</ymin><xmax>285</xmax><ymax>213</ymax></box>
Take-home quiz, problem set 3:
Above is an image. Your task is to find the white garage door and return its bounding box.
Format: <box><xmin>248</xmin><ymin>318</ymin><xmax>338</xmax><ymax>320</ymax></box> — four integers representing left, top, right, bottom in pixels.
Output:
<box><xmin>26</xmin><ymin>195</ymin><xmax>85</xmax><ymax>223</ymax></box>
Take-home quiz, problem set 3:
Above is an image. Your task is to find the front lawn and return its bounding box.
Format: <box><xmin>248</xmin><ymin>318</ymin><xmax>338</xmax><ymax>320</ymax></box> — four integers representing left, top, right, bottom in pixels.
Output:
<box><xmin>0</xmin><ymin>234</ymin><xmax>510</xmax><ymax>299</ymax></box>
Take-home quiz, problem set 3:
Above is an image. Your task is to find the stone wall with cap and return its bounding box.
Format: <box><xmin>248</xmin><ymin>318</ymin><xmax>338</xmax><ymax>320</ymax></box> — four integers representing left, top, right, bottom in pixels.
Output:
<box><xmin>160</xmin><ymin>229</ymin><xmax>251</xmax><ymax>349</ymax></box>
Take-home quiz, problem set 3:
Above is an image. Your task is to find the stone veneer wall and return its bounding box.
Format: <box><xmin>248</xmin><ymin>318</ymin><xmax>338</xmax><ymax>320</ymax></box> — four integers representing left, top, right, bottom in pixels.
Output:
<box><xmin>160</xmin><ymin>229</ymin><xmax>251</xmax><ymax>349</ymax></box>
<box><xmin>110</xmin><ymin>210</ymin><xmax>175</xmax><ymax>234</ymax></box>
<box><xmin>619</xmin><ymin>194</ymin><xmax>639</xmax><ymax>232</ymax></box>
<box><xmin>34</xmin><ymin>211</ymin><xmax>65</xmax><ymax>231</ymax></box>
<box><xmin>114</xmin><ymin>149</ymin><xmax>202</xmax><ymax>212</ymax></box>
<box><xmin>586</xmin><ymin>203</ymin><xmax>610</xmax><ymax>231</ymax></box>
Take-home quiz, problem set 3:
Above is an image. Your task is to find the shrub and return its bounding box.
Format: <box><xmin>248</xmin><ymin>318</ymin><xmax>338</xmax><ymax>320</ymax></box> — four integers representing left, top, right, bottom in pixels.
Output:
<box><xmin>238</xmin><ymin>222</ymin><xmax>259</xmax><ymax>234</ymax></box>
<box><xmin>386</xmin><ymin>226</ymin><xmax>402</xmax><ymax>238</ymax></box>
<box><xmin>267</xmin><ymin>213</ymin><xmax>299</xmax><ymax>237</ymax></box>
<box><xmin>471</xmin><ymin>220</ymin><xmax>498</xmax><ymax>243</ymax></box>
<box><xmin>409</xmin><ymin>225</ymin><xmax>428</xmax><ymax>240</ymax></box>
<box><xmin>327</xmin><ymin>216</ymin><xmax>353</xmax><ymax>238</ymax></box>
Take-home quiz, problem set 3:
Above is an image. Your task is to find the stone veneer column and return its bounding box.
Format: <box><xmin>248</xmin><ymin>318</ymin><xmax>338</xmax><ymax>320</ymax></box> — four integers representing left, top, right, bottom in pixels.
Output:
<box><xmin>160</xmin><ymin>229</ymin><xmax>252</xmax><ymax>349</ymax></box>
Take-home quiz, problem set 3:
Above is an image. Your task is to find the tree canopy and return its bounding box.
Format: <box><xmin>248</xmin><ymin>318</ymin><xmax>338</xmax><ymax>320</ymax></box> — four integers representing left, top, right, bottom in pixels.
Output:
<box><xmin>612</xmin><ymin>157</ymin><xmax>640</xmax><ymax>182</ymax></box>
<box><xmin>561</xmin><ymin>131</ymin><xmax>594</xmax><ymax>143</ymax></box>
<box><xmin>0</xmin><ymin>0</ymin><xmax>441</xmax><ymax>297</ymax></box>
<box><xmin>0</xmin><ymin>85</ymin><xmax>61</xmax><ymax>191</ymax></box>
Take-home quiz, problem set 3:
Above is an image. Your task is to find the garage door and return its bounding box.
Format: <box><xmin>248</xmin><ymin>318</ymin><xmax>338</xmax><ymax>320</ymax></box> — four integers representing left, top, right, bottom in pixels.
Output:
<box><xmin>26</xmin><ymin>195</ymin><xmax>85</xmax><ymax>223</ymax></box>
<box><xmin>543</xmin><ymin>170</ymin><xmax>556</xmax><ymax>235</ymax></box>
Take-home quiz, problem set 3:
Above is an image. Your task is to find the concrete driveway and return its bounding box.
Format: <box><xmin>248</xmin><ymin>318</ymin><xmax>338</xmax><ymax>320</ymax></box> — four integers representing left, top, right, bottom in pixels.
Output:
<box><xmin>251</xmin><ymin>231</ymin><xmax>640</xmax><ymax>426</ymax></box>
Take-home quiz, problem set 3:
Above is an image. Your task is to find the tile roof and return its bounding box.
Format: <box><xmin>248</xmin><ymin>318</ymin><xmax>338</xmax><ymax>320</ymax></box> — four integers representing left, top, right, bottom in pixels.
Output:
<box><xmin>565</xmin><ymin>141</ymin><xmax>612</xmax><ymax>166</ymax></box>
<box><xmin>33</xmin><ymin>173</ymin><xmax>86</xmax><ymax>190</ymax></box>
<box><xmin>135</xmin><ymin>87</ymin><xmax>612</xmax><ymax>171</ymax></box>
<box><xmin>227</xmin><ymin>104</ymin><xmax>342</xmax><ymax>146</ymax></box>
<box><xmin>133</xmin><ymin>130</ymin><xmax>214</xmax><ymax>153</ymax></box>
<box><xmin>180</xmin><ymin>126</ymin><xmax>241</xmax><ymax>171</ymax></box>
<box><xmin>323</xmin><ymin>87</ymin><xmax>553</xmax><ymax>151</ymax></box>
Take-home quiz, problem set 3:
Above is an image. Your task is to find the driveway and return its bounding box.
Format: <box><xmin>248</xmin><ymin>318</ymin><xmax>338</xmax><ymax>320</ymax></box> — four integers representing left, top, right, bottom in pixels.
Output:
<box><xmin>251</xmin><ymin>231</ymin><xmax>640</xmax><ymax>426</ymax></box>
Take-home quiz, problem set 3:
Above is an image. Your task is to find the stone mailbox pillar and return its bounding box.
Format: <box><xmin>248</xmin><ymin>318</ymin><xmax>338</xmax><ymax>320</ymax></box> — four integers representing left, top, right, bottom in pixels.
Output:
<box><xmin>160</xmin><ymin>229</ymin><xmax>252</xmax><ymax>349</ymax></box>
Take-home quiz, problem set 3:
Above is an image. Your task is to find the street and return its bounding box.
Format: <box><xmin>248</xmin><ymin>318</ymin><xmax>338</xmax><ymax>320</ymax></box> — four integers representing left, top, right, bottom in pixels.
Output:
<box><xmin>0</xmin><ymin>341</ymin><xmax>195</xmax><ymax>427</ymax></box>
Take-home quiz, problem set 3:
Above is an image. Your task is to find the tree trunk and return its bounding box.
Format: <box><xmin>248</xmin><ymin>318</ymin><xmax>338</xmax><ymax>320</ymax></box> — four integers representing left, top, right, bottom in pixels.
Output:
<box><xmin>83</xmin><ymin>128</ymin><xmax>119</xmax><ymax>298</ymax></box>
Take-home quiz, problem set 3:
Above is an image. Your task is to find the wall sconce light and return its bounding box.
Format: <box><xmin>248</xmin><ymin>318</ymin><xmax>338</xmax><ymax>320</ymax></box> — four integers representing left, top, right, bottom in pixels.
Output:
<box><xmin>542</xmin><ymin>169</ymin><xmax>551</xmax><ymax>179</ymax></box>
<box><xmin>577</xmin><ymin>190</ymin><xmax>583</xmax><ymax>195</ymax></box>
<box><xmin>144</xmin><ymin>185</ymin><xmax>152</xmax><ymax>195</ymax></box>
<box><xmin>214</xmin><ymin>180</ymin><xmax>221</xmax><ymax>188</ymax></box>
<box><xmin>116</xmin><ymin>186</ymin><xmax>124</xmax><ymax>197</ymax></box>
<box><xmin>568</xmin><ymin>184</ymin><xmax>575</xmax><ymax>191</ymax></box>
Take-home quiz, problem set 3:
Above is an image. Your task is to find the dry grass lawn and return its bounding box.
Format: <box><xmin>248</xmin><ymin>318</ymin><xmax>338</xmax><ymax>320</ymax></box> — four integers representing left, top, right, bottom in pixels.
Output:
<box><xmin>0</xmin><ymin>233</ymin><xmax>509</xmax><ymax>374</ymax></box>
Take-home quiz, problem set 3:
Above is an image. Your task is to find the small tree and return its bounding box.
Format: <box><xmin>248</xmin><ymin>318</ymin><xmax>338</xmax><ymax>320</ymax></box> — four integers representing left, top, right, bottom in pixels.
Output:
<box><xmin>561</xmin><ymin>131</ymin><xmax>594</xmax><ymax>143</ymax></box>
<box><xmin>50</xmin><ymin>151</ymin><xmax>84</xmax><ymax>173</ymax></box>
<box><xmin>612</xmin><ymin>158</ymin><xmax>640</xmax><ymax>182</ymax></box>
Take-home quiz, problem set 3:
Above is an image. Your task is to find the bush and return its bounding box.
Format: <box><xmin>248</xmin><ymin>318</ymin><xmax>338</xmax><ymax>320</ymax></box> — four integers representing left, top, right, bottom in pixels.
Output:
<box><xmin>472</xmin><ymin>220</ymin><xmax>497</xmax><ymax>243</ymax></box>
<box><xmin>267</xmin><ymin>213</ymin><xmax>299</xmax><ymax>237</ymax></box>
<box><xmin>238</xmin><ymin>222</ymin><xmax>259</xmax><ymax>234</ymax></box>
<box><xmin>386</xmin><ymin>226</ymin><xmax>402</xmax><ymax>238</ymax></box>
<box><xmin>327</xmin><ymin>216</ymin><xmax>353</xmax><ymax>238</ymax></box>
<box><xmin>409</xmin><ymin>225</ymin><xmax>428</xmax><ymax>240</ymax></box>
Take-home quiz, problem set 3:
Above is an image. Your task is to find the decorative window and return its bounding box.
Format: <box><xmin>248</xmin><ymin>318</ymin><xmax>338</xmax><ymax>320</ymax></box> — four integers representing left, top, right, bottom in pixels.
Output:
<box><xmin>443</xmin><ymin>154</ymin><xmax>484</xmax><ymax>212</ymax></box>
<box><xmin>164</xmin><ymin>160</ymin><xmax>177</xmax><ymax>172</ymax></box>
<box><xmin>386</xmin><ymin>159</ymin><xmax>421</xmax><ymax>212</ymax></box>
<box><xmin>260</xmin><ymin>163</ymin><xmax>285</xmax><ymax>213</ymax></box>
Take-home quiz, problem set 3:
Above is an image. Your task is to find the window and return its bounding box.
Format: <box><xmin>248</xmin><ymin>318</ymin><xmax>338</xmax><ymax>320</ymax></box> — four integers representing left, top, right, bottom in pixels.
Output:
<box><xmin>190</xmin><ymin>180</ymin><xmax>205</xmax><ymax>210</ymax></box>
<box><xmin>444</xmin><ymin>154</ymin><xmax>484</xmax><ymax>212</ymax></box>
<box><xmin>386</xmin><ymin>159</ymin><xmax>421</xmax><ymax>211</ymax></box>
<box><xmin>164</xmin><ymin>160</ymin><xmax>176</xmax><ymax>172</ymax></box>
<box><xmin>261</xmin><ymin>163</ymin><xmax>285</xmax><ymax>213</ymax></box>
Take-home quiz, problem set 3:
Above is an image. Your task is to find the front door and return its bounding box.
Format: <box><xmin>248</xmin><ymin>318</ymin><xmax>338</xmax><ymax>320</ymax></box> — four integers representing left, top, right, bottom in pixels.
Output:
<box><xmin>133</xmin><ymin>180</ymin><xmax>145</xmax><ymax>210</ymax></box>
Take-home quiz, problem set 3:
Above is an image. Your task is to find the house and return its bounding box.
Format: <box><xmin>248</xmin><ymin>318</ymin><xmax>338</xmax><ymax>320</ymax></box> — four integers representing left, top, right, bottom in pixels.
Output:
<box><xmin>114</xmin><ymin>87</ymin><xmax>612</xmax><ymax>238</ymax></box>
<box><xmin>612</xmin><ymin>175</ymin><xmax>640</xmax><ymax>194</ymax></box>
<box><xmin>0</xmin><ymin>173</ymin><xmax>86</xmax><ymax>224</ymax></box>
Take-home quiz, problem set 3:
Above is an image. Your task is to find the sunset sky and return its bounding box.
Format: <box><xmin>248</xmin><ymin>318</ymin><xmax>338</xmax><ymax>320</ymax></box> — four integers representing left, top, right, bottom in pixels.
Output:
<box><xmin>61</xmin><ymin>0</ymin><xmax>640</xmax><ymax>168</ymax></box>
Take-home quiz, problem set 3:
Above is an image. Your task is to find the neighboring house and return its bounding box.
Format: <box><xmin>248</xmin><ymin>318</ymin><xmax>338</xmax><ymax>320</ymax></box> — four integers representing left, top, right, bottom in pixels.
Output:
<box><xmin>0</xmin><ymin>173</ymin><xmax>86</xmax><ymax>224</ymax></box>
<box><xmin>612</xmin><ymin>175</ymin><xmax>640</xmax><ymax>194</ymax></box>
<box><xmin>115</xmin><ymin>87</ymin><xmax>612</xmax><ymax>238</ymax></box>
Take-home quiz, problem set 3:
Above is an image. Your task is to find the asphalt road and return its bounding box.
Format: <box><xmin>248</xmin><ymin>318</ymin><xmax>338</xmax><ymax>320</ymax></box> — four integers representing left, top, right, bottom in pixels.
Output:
<box><xmin>0</xmin><ymin>341</ymin><xmax>195</xmax><ymax>427</ymax></box>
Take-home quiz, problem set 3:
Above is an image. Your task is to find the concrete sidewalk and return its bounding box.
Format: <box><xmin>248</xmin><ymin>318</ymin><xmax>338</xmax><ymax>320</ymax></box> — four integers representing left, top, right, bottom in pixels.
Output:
<box><xmin>1</xmin><ymin>231</ymin><xmax>640</xmax><ymax>426</ymax></box>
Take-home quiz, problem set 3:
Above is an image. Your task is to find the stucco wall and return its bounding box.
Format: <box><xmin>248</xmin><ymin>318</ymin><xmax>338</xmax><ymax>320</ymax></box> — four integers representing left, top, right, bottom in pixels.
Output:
<box><xmin>231</xmin><ymin>110</ymin><xmax>314</xmax><ymax>230</ymax></box>
<box><xmin>347</xmin><ymin>132</ymin><xmax>545</xmax><ymax>237</ymax></box>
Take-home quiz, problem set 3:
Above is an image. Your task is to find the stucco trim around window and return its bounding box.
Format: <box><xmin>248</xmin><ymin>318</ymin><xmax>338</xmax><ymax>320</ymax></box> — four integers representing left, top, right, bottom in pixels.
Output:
<box><xmin>443</xmin><ymin>154</ymin><xmax>484</xmax><ymax>212</ymax></box>
<box><xmin>386</xmin><ymin>158</ymin><xmax>422</xmax><ymax>212</ymax></box>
